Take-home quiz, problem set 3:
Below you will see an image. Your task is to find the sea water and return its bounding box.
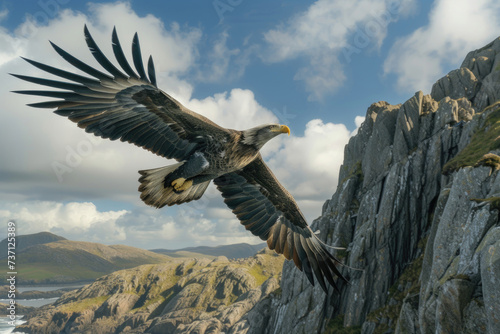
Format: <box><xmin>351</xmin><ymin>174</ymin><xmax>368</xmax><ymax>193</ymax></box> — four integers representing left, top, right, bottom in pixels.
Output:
<box><xmin>0</xmin><ymin>284</ymin><xmax>85</xmax><ymax>333</ymax></box>
<box><xmin>0</xmin><ymin>316</ymin><xmax>26</xmax><ymax>334</ymax></box>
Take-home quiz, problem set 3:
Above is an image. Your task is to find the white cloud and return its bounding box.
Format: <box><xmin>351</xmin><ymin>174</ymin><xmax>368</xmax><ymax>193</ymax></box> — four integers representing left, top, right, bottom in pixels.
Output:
<box><xmin>0</xmin><ymin>9</ymin><xmax>7</xmax><ymax>22</ymax></box>
<box><xmin>266</xmin><ymin>118</ymin><xmax>361</xmax><ymax>221</ymax></box>
<box><xmin>175</xmin><ymin>203</ymin><xmax>261</xmax><ymax>246</ymax></box>
<box><xmin>0</xmin><ymin>27</ymin><xmax>26</xmax><ymax>67</ymax></box>
<box><xmin>103</xmin><ymin>199</ymin><xmax>261</xmax><ymax>249</ymax></box>
<box><xmin>195</xmin><ymin>31</ymin><xmax>251</xmax><ymax>82</ymax></box>
<box><xmin>352</xmin><ymin>116</ymin><xmax>366</xmax><ymax>136</ymax></box>
<box><xmin>198</xmin><ymin>31</ymin><xmax>238</xmax><ymax>81</ymax></box>
<box><xmin>0</xmin><ymin>198</ymin><xmax>261</xmax><ymax>250</ymax></box>
<box><xmin>0</xmin><ymin>201</ymin><xmax>128</xmax><ymax>243</ymax></box>
<box><xmin>184</xmin><ymin>88</ymin><xmax>278</xmax><ymax>130</ymax></box>
<box><xmin>384</xmin><ymin>0</ymin><xmax>500</xmax><ymax>93</ymax></box>
<box><xmin>354</xmin><ymin>116</ymin><xmax>366</xmax><ymax>128</ymax></box>
<box><xmin>262</xmin><ymin>0</ymin><xmax>416</xmax><ymax>100</ymax></box>
<box><xmin>269</xmin><ymin>119</ymin><xmax>350</xmax><ymax>196</ymax></box>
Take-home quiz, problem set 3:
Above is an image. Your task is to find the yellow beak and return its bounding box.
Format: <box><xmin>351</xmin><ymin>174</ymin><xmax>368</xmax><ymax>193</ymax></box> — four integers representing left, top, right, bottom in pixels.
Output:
<box><xmin>280</xmin><ymin>125</ymin><xmax>290</xmax><ymax>136</ymax></box>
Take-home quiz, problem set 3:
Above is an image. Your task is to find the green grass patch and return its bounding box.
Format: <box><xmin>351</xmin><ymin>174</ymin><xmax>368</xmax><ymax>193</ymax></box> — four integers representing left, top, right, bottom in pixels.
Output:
<box><xmin>18</xmin><ymin>263</ymin><xmax>107</xmax><ymax>283</ymax></box>
<box><xmin>443</xmin><ymin>103</ymin><xmax>500</xmax><ymax>174</ymax></box>
<box><xmin>243</xmin><ymin>251</ymin><xmax>284</xmax><ymax>287</ymax></box>
<box><xmin>58</xmin><ymin>296</ymin><xmax>109</xmax><ymax>313</ymax></box>
<box><xmin>127</xmin><ymin>265</ymin><xmax>181</xmax><ymax>314</ymax></box>
<box><xmin>340</xmin><ymin>161</ymin><xmax>363</xmax><ymax>186</ymax></box>
<box><xmin>136</xmin><ymin>285</ymin><xmax>179</xmax><ymax>318</ymax></box>
<box><xmin>19</xmin><ymin>265</ymin><xmax>63</xmax><ymax>281</ymax></box>
<box><xmin>247</xmin><ymin>264</ymin><xmax>270</xmax><ymax>286</ymax></box>
<box><xmin>449</xmin><ymin>273</ymin><xmax>471</xmax><ymax>281</ymax></box>
<box><xmin>165</xmin><ymin>251</ymin><xmax>217</xmax><ymax>259</ymax></box>
<box><xmin>15</xmin><ymin>241</ymin><xmax>171</xmax><ymax>284</ymax></box>
<box><xmin>474</xmin><ymin>153</ymin><xmax>500</xmax><ymax>169</ymax></box>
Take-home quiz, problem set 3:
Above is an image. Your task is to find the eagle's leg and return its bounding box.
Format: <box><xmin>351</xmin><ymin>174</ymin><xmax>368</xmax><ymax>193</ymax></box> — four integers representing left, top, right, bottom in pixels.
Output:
<box><xmin>164</xmin><ymin>152</ymin><xmax>209</xmax><ymax>193</ymax></box>
<box><xmin>171</xmin><ymin>178</ymin><xmax>193</xmax><ymax>192</ymax></box>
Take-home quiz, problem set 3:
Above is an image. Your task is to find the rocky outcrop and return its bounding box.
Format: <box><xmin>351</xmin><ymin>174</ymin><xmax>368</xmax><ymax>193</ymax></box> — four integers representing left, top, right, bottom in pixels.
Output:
<box><xmin>0</xmin><ymin>303</ymin><xmax>35</xmax><ymax>316</ymax></box>
<box><xmin>16</xmin><ymin>249</ymin><xmax>283</xmax><ymax>333</ymax></box>
<box><xmin>243</xmin><ymin>37</ymin><xmax>500</xmax><ymax>334</ymax></box>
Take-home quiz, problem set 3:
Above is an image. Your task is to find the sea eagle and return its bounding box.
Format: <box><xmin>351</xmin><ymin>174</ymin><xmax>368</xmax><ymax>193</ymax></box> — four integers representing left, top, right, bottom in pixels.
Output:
<box><xmin>12</xmin><ymin>25</ymin><xmax>348</xmax><ymax>293</ymax></box>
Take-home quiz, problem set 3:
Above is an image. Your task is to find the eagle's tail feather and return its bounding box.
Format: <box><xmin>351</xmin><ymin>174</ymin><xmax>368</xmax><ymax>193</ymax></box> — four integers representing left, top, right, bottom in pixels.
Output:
<box><xmin>138</xmin><ymin>163</ymin><xmax>210</xmax><ymax>208</ymax></box>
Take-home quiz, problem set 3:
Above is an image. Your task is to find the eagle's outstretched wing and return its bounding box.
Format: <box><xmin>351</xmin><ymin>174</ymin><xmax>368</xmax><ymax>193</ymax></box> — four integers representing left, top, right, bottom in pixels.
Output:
<box><xmin>12</xmin><ymin>25</ymin><xmax>228</xmax><ymax>161</ymax></box>
<box><xmin>214</xmin><ymin>155</ymin><xmax>348</xmax><ymax>292</ymax></box>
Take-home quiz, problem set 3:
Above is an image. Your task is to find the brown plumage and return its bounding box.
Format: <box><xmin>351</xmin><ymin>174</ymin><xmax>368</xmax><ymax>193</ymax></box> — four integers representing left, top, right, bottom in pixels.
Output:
<box><xmin>12</xmin><ymin>25</ymin><xmax>348</xmax><ymax>293</ymax></box>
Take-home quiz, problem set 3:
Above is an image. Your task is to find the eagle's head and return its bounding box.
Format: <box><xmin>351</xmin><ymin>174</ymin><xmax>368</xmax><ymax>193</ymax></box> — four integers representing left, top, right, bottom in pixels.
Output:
<box><xmin>242</xmin><ymin>124</ymin><xmax>290</xmax><ymax>150</ymax></box>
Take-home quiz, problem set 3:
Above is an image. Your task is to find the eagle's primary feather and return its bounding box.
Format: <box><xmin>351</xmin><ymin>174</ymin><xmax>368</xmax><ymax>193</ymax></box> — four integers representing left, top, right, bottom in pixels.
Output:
<box><xmin>12</xmin><ymin>25</ymin><xmax>348</xmax><ymax>293</ymax></box>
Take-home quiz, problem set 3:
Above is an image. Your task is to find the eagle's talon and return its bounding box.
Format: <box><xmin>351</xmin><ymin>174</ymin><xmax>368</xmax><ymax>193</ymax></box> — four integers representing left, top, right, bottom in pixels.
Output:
<box><xmin>171</xmin><ymin>178</ymin><xmax>192</xmax><ymax>193</ymax></box>
<box><xmin>171</xmin><ymin>177</ymin><xmax>185</xmax><ymax>190</ymax></box>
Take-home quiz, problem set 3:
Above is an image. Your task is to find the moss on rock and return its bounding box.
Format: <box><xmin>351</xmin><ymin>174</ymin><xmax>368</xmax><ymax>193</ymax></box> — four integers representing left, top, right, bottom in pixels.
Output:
<box><xmin>443</xmin><ymin>103</ymin><xmax>500</xmax><ymax>174</ymax></box>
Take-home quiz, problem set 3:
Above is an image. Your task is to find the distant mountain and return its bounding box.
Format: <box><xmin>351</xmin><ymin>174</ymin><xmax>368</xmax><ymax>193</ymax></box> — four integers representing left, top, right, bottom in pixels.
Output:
<box><xmin>150</xmin><ymin>242</ymin><xmax>267</xmax><ymax>259</ymax></box>
<box><xmin>1</xmin><ymin>232</ymin><xmax>171</xmax><ymax>284</ymax></box>
<box><xmin>2</xmin><ymin>232</ymin><xmax>266</xmax><ymax>285</ymax></box>
<box><xmin>0</xmin><ymin>231</ymin><xmax>66</xmax><ymax>256</ymax></box>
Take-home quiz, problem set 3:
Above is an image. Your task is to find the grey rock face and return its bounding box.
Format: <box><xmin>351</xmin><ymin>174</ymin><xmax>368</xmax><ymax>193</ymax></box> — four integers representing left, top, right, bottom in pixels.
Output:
<box><xmin>360</xmin><ymin>101</ymin><xmax>400</xmax><ymax>189</ymax></box>
<box><xmin>479</xmin><ymin>227</ymin><xmax>500</xmax><ymax>334</ymax></box>
<box><xmin>431</xmin><ymin>67</ymin><xmax>478</xmax><ymax>102</ymax></box>
<box><xmin>395</xmin><ymin>294</ymin><xmax>419</xmax><ymax>334</ymax></box>
<box><xmin>435</xmin><ymin>279</ymin><xmax>475</xmax><ymax>334</ymax></box>
<box><xmin>248</xmin><ymin>37</ymin><xmax>500</xmax><ymax>334</ymax></box>
<box><xmin>462</xmin><ymin>299</ymin><xmax>488</xmax><ymax>334</ymax></box>
<box><xmin>461</xmin><ymin>37</ymin><xmax>500</xmax><ymax>111</ymax></box>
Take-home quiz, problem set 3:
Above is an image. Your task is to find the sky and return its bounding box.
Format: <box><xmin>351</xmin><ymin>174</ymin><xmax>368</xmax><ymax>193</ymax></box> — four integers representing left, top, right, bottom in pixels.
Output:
<box><xmin>1</xmin><ymin>0</ymin><xmax>499</xmax><ymax>250</ymax></box>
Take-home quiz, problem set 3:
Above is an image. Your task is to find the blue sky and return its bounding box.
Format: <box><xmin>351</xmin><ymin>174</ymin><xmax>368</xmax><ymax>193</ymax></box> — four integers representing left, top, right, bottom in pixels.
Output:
<box><xmin>0</xmin><ymin>0</ymin><xmax>433</xmax><ymax>130</ymax></box>
<box><xmin>1</xmin><ymin>0</ymin><xmax>499</xmax><ymax>249</ymax></box>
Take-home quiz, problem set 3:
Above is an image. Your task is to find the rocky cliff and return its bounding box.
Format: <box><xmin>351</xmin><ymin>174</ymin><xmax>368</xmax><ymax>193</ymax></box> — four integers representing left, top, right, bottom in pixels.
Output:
<box><xmin>16</xmin><ymin>249</ymin><xmax>283</xmax><ymax>333</ymax></box>
<box><xmin>239</xmin><ymin>37</ymin><xmax>500</xmax><ymax>334</ymax></box>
